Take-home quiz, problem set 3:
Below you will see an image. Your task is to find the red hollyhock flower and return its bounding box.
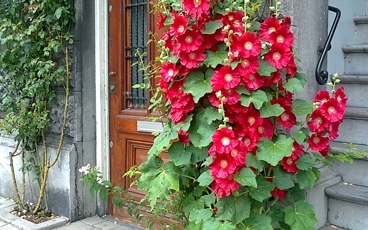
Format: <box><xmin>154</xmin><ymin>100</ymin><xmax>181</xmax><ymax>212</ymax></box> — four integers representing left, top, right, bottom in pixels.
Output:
<box><xmin>319</xmin><ymin>98</ymin><xmax>345</xmax><ymax>122</ymax></box>
<box><xmin>264</xmin><ymin>71</ymin><xmax>282</xmax><ymax>87</ymax></box>
<box><xmin>238</xmin><ymin>106</ymin><xmax>263</xmax><ymax>128</ymax></box>
<box><xmin>182</xmin><ymin>0</ymin><xmax>211</xmax><ymax>19</ymax></box>
<box><xmin>334</xmin><ymin>87</ymin><xmax>347</xmax><ymax>109</ymax></box>
<box><xmin>281</xmin><ymin>142</ymin><xmax>304</xmax><ymax>173</ymax></box>
<box><xmin>264</xmin><ymin>43</ymin><xmax>292</xmax><ymax>69</ymax></box>
<box><xmin>277</xmin><ymin>107</ymin><xmax>296</xmax><ymax>130</ymax></box>
<box><xmin>319</xmin><ymin>146</ymin><xmax>330</xmax><ymax>157</ymax></box>
<box><xmin>160</xmin><ymin>62</ymin><xmax>179</xmax><ymax>82</ymax></box>
<box><xmin>308</xmin><ymin>133</ymin><xmax>329</xmax><ymax>152</ymax></box>
<box><xmin>255</xmin><ymin>118</ymin><xmax>274</xmax><ymax>140</ymax></box>
<box><xmin>286</xmin><ymin>56</ymin><xmax>297</xmax><ymax>77</ymax></box>
<box><xmin>169</xmin><ymin>13</ymin><xmax>188</xmax><ymax>37</ymax></box>
<box><xmin>179</xmin><ymin>48</ymin><xmax>206</xmax><ymax>69</ymax></box>
<box><xmin>211</xmin><ymin>65</ymin><xmax>241</xmax><ymax>91</ymax></box>
<box><xmin>242</xmin><ymin>72</ymin><xmax>265</xmax><ymax>91</ymax></box>
<box><xmin>208</xmin><ymin>89</ymin><xmax>240</xmax><ymax>107</ymax></box>
<box><xmin>221</xmin><ymin>11</ymin><xmax>245</xmax><ymax>34</ymax></box>
<box><xmin>178</xmin><ymin>129</ymin><xmax>190</xmax><ymax>144</ymax></box>
<box><xmin>307</xmin><ymin>109</ymin><xmax>329</xmax><ymax>132</ymax></box>
<box><xmin>328</xmin><ymin>121</ymin><xmax>341</xmax><ymax>140</ymax></box>
<box><xmin>235</xmin><ymin>56</ymin><xmax>259</xmax><ymax>76</ymax></box>
<box><xmin>230</xmin><ymin>142</ymin><xmax>247</xmax><ymax>166</ymax></box>
<box><xmin>157</xmin><ymin>12</ymin><xmax>167</xmax><ymax>29</ymax></box>
<box><xmin>211</xmin><ymin>127</ymin><xmax>239</xmax><ymax>154</ymax></box>
<box><xmin>233</xmin><ymin>32</ymin><xmax>262</xmax><ymax>58</ymax></box>
<box><xmin>271</xmin><ymin>188</ymin><xmax>286</xmax><ymax>200</ymax></box>
<box><xmin>279</xmin><ymin>111</ymin><xmax>296</xmax><ymax>130</ymax></box>
<box><xmin>212</xmin><ymin>174</ymin><xmax>240</xmax><ymax>198</ymax></box>
<box><xmin>314</xmin><ymin>90</ymin><xmax>330</xmax><ymax>104</ymax></box>
<box><xmin>281</xmin><ymin>17</ymin><xmax>292</xmax><ymax>28</ymax></box>
<box><xmin>162</xmin><ymin>31</ymin><xmax>174</xmax><ymax>51</ymax></box>
<box><xmin>259</xmin><ymin>17</ymin><xmax>280</xmax><ymax>42</ymax></box>
<box><xmin>175</xmin><ymin>29</ymin><xmax>203</xmax><ymax>53</ymax></box>
<box><xmin>269</xmin><ymin>26</ymin><xmax>294</xmax><ymax>47</ymax></box>
<box><xmin>210</xmin><ymin>154</ymin><xmax>238</xmax><ymax>178</ymax></box>
<box><xmin>170</xmin><ymin>108</ymin><xmax>188</xmax><ymax>124</ymax></box>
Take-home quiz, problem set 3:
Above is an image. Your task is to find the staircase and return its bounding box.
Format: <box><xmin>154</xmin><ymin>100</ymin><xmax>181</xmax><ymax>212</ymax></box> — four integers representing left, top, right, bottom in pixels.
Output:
<box><xmin>324</xmin><ymin>15</ymin><xmax>368</xmax><ymax>230</ymax></box>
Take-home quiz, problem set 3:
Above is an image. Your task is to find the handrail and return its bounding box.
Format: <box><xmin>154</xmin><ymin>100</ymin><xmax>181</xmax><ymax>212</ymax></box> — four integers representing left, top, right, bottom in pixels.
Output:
<box><xmin>315</xmin><ymin>6</ymin><xmax>341</xmax><ymax>85</ymax></box>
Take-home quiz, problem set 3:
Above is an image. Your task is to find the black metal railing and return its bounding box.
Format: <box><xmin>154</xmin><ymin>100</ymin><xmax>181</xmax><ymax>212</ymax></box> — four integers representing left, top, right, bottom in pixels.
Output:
<box><xmin>315</xmin><ymin>6</ymin><xmax>341</xmax><ymax>85</ymax></box>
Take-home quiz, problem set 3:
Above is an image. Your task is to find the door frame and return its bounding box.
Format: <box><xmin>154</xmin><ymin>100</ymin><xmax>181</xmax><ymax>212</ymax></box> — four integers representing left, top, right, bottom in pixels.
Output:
<box><xmin>95</xmin><ymin>0</ymin><xmax>110</xmax><ymax>180</ymax></box>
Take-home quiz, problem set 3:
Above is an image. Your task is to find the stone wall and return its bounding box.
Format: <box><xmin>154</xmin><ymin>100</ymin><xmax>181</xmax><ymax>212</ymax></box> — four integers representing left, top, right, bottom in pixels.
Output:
<box><xmin>0</xmin><ymin>0</ymin><xmax>102</xmax><ymax>221</ymax></box>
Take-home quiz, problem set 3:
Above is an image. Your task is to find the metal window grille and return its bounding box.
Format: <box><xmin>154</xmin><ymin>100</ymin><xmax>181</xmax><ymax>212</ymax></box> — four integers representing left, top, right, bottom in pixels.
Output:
<box><xmin>125</xmin><ymin>0</ymin><xmax>148</xmax><ymax>109</ymax></box>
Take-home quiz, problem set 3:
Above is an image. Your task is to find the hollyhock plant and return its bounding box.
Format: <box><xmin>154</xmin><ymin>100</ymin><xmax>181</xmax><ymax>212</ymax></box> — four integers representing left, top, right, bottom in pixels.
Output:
<box><xmin>110</xmin><ymin>1</ymin><xmax>349</xmax><ymax>230</ymax></box>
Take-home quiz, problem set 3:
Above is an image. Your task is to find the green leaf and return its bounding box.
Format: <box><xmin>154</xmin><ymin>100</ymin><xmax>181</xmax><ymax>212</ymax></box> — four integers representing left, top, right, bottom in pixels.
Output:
<box><xmin>203</xmin><ymin>219</ymin><xmax>236</xmax><ymax>230</ymax></box>
<box><xmin>201</xmin><ymin>20</ymin><xmax>223</xmax><ymax>34</ymax></box>
<box><xmin>284</xmin><ymin>201</ymin><xmax>317</xmax><ymax>230</ymax></box>
<box><xmin>260</xmin><ymin>102</ymin><xmax>285</xmax><ymax>118</ymax></box>
<box><xmin>138</xmin><ymin>160</ymin><xmax>181</xmax><ymax>208</ymax></box>
<box><xmin>295</xmin><ymin>169</ymin><xmax>318</xmax><ymax>189</ymax></box>
<box><xmin>174</xmin><ymin>114</ymin><xmax>193</xmax><ymax>131</ymax></box>
<box><xmin>99</xmin><ymin>187</ymin><xmax>109</xmax><ymax>201</ymax></box>
<box><xmin>216</xmin><ymin>195</ymin><xmax>251</xmax><ymax>224</ymax></box>
<box><xmin>189</xmin><ymin>145</ymin><xmax>209</xmax><ymax>164</ymax></box>
<box><xmin>189</xmin><ymin>208</ymin><xmax>213</xmax><ymax>224</ymax></box>
<box><xmin>273</xmin><ymin>166</ymin><xmax>295</xmax><ymax>190</ymax></box>
<box><xmin>249</xmin><ymin>177</ymin><xmax>274</xmax><ymax>202</ymax></box>
<box><xmin>203</xmin><ymin>106</ymin><xmax>222</xmax><ymax>125</ymax></box>
<box><xmin>204</xmin><ymin>43</ymin><xmax>228</xmax><ymax>68</ymax></box>
<box><xmin>240</xmin><ymin>90</ymin><xmax>268</xmax><ymax>109</ymax></box>
<box><xmin>292</xmin><ymin>129</ymin><xmax>307</xmax><ymax>144</ymax></box>
<box><xmin>242</xmin><ymin>212</ymin><xmax>273</xmax><ymax>230</ymax></box>
<box><xmin>257</xmin><ymin>135</ymin><xmax>294</xmax><ymax>166</ymax></box>
<box><xmin>200</xmin><ymin>194</ymin><xmax>216</xmax><ymax>207</ymax></box>
<box><xmin>184</xmin><ymin>70</ymin><xmax>212</xmax><ymax>103</ymax></box>
<box><xmin>55</xmin><ymin>8</ymin><xmax>63</xmax><ymax>19</ymax></box>
<box><xmin>284</xmin><ymin>78</ymin><xmax>304</xmax><ymax>93</ymax></box>
<box><xmin>296</xmin><ymin>154</ymin><xmax>316</xmax><ymax>170</ymax></box>
<box><xmin>112</xmin><ymin>194</ymin><xmax>125</xmax><ymax>208</ymax></box>
<box><xmin>246</xmin><ymin>153</ymin><xmax>265</xmax><ymax>171</ymax></box>
<box><xmin>234</xmin><ymin>168</ymin><xmax>257</xmax><ymax>187</ymax></box>
<box><xmin>183</xmin><ymin>195</ymin><xmax>204</xmax><ymax>217</ymax></box>
<box><xmin>294</xmin><ymin>72</ymin><xmax>307</xmax><ymax>87</ymax></box>
<box><xmin>286</xmin><ymin>186</ymin><xmax>306</xmax><ymax>202</ymax></box>
<box><xmin>236</xmin><ymin>85</ymin><xmax>250</xmax><ymax>95</ymax></box>
<box><xmin>147</xmin><ymin>123</ymin><xmax>178</xmax><ymax>156</ymax></box>
<box><xmin>198</xmin><ymin>170</ymin><xmax>214</xmax><ymax>186</ymax></box>
<box><xmin>258</xmin><ymin>59</ymin><xmax>277</xmax><ymax>76</ymax></box>
<box><xmin>292</xmin><ymin>99</ymin><xmax>313</xmax><ymax>116</ymax></box>
<box><xmin>168</xmin><ymin>142</ymin><xmax>192</xmax><ymax>166</ymax></box>
<box><xmin>189</xmin><ymin>108</ymin><xmax>219</xmax><ymax>148</ymax></box>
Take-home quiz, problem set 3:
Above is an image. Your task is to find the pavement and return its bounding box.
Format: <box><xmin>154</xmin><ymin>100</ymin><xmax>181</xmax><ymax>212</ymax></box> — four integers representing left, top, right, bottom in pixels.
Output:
<box><xmin>0</xmin><ymin>197</ymin><xmax>144</xmax><ymax>230</ymax></box>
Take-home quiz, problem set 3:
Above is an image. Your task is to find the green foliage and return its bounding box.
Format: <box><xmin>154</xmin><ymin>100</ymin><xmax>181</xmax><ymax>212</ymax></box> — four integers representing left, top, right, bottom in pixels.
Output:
<box><xmin>0</xmin><ymin>0</ymin><xmax>74</xmax><ymax>213</ymax></box>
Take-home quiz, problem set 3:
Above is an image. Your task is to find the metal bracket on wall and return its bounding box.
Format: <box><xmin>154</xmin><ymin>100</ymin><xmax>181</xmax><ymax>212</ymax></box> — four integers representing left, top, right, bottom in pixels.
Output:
<box><xmin>315</xmin><ymin>6</ymin><xmax>341</xmax><ymax>85</ymax></box>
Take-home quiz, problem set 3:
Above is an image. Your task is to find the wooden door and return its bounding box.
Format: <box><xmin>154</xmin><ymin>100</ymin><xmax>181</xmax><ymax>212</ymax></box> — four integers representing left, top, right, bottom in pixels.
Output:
<box><xmin>108</xmin><ymin>0</ymin><xmax>160</xmax><ymax>222</ymax></box>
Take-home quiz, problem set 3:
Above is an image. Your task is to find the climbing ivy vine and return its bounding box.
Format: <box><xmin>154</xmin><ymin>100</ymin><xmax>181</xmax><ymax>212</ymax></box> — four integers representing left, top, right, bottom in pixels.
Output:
<box><xmin>0</xmin><ymin>0</ymin><xmax>74</xmax><ymax>214</ymax></box>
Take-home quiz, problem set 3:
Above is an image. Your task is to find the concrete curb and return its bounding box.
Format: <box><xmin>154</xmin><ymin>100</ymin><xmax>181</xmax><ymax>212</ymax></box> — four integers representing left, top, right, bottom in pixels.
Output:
<box><xmin>0</xmin><ymin>198</ymin><xmax>68</xmax><ymax>230</ymax></box>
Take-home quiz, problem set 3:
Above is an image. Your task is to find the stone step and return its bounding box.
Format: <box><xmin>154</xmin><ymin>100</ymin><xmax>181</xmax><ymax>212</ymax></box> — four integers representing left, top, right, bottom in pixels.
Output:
<box><xmin>336</xmin><ymin>107</ymin><xmax>368</xmax><ymax>145</ymax></box>
<box><xmin>325</xmin><ymin>183</ymin><xmax>368</xmax><ymax>230</ymax></box>
<box><xmin>330</xmin><ymin>142</ymin><xmax>368</xmax><ymax>186</ymax></box>
<box><xmin>343</xmin><ymin>45</ymin><xmax>368</xmax><ymax>75</ymax></box>
<box><xmin>353</xmin><ymin>16</ymin><xmax>368</xmax><ymax>44</ymax></box>
<box><xmin>338</xmin><ymin>75</ymin><xmax>368</xmax><ymax>107</ymax></box>
<box><xmin>318</xmin><ymin>223</ymin><xmax>347</xmax><ymax>230</ymax></box>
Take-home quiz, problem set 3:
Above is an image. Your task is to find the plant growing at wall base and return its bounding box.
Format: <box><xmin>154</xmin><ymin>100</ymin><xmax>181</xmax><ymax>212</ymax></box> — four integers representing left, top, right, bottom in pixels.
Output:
<box><xmin>81</xmin><ymin>0</ymin><xmax>354</xmax><ymax>229</ymax></box>
<box><xmin>0</xmin><ymin>0</ymin><xmax>74</xmax><ymax>216</ymax></box>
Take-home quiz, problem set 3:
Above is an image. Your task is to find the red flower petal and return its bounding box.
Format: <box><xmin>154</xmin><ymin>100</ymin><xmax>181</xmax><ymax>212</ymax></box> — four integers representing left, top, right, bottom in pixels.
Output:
<box><xmin>264</xmin><ymin>43</ymin><xmax>292</xmax><ymax>69</ymax></box>
<box><xmin>308</xmin><ymin>133</ymin><xmax>329</xmax><ymax>151</ymax></box>
<box><xmin>233</xmin><ymin>32</ymin><xmax>262</xmax><ymax>58</ymax></box>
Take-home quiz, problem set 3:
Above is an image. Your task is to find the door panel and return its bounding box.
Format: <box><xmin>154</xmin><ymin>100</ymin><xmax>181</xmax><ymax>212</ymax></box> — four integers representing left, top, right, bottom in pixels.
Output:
<box><xmin>108</xmin><ymin>0</ymin><xmax>160</xmax><ymax>223</ymax></box>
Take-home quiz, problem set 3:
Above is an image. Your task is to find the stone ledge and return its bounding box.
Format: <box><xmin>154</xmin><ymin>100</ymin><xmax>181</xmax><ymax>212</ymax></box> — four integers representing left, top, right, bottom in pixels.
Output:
<box><xmin>326</xmin><ymin>183</ymin><xmax>368</xmax><ymax>205</ymax></box>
